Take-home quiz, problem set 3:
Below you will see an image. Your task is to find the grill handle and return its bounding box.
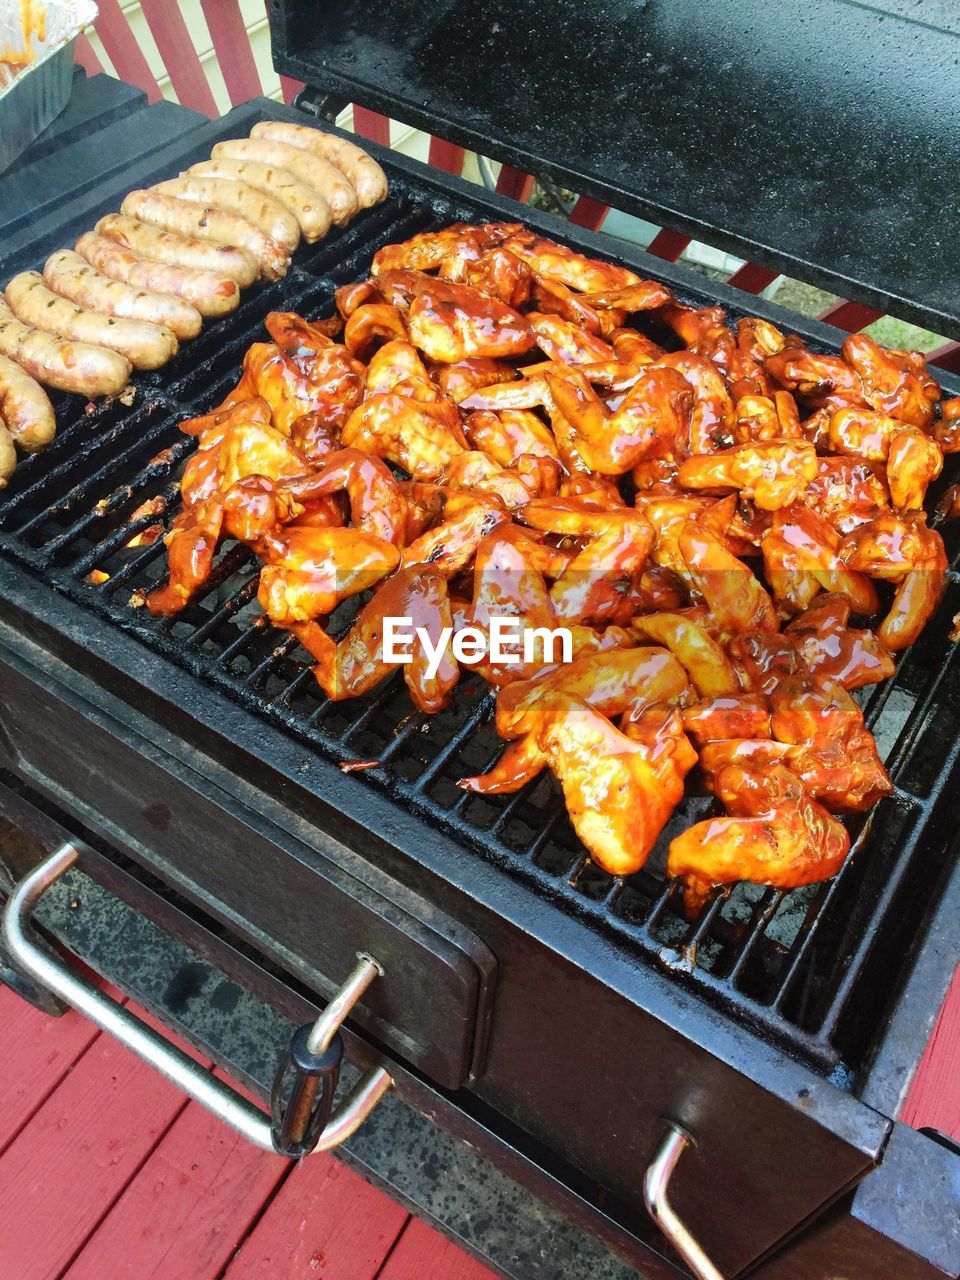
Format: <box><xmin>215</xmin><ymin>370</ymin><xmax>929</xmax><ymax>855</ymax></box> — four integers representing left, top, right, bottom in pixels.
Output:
<box><xmin>644</xmin><ymin>1122</ymin><xmax>725</xmax><ymax>1280</ymax></box>
<box><xmin>1</xmin><ymin>843</ymin><xmax>393</xmax><ymax>1156</ymax></box>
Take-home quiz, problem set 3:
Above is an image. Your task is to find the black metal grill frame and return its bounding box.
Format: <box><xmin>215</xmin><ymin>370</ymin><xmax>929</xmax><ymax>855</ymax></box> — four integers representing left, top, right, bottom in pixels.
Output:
<box><xmin>2</xmin><ymin>99</ymin><xmax>960</xmax><ymax>1089</ymax></box>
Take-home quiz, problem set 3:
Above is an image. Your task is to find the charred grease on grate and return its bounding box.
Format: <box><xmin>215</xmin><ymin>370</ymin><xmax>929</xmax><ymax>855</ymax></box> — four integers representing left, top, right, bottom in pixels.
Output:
<box><xmin>3</xmin><ymin>172</ymin><xmax>960</xmax><ymax>1080</ymax></box>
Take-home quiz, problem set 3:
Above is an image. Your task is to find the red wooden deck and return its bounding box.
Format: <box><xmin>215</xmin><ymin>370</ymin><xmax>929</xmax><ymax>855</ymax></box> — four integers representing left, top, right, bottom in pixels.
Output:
<box><xmin>0</xmin><ymin>982</ymin><xmax>497</xmax><ymax>1280</ymax></box>
<box><xmin>1</xmin><ymin>966</ymin><xmax>958</xmax><ymax>1279</ymax></box>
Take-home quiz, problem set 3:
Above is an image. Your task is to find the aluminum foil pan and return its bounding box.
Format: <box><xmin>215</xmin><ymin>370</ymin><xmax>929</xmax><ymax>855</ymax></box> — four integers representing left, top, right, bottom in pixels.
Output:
<box><xmin>0</xmin><ymin>0</ymin><xmax>99</xmax><ymax>175</ymax></box>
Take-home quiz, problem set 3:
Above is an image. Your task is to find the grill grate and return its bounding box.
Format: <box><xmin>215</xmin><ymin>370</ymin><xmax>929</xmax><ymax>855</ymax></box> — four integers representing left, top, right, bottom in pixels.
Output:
<box><xmin>3</xmin><ymin>171</ymin><xmax>960</xmax><ymax>1079</ymax></box>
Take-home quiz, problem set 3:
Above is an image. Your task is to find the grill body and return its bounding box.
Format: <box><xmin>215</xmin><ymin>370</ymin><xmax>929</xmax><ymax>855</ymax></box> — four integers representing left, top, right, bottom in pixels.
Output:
<box><xmin>1</xmin><ymin>95</ymin><xmax>959</xmax><ymax>1279</ymax></box>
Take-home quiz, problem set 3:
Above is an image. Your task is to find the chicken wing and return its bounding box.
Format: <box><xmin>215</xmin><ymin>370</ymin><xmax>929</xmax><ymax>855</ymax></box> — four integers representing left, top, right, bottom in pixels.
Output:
<box><xmin>285</xmin><ymin>448</ymin><xmax>407</xmax><ymax>544</ymax></box>
<box><xmin>769</xmin><ymin>675</ymin><xmax>891</xmax><ymax>811</ymax></box>
<box><xmin>256</xmin><ymin>525</ymin><xmax>400</xmax><ymax>630</ymax></box>
<box><xmin>224</xmin><ymin>338</ymin><xmax>364</xmax><ymax>435</ymax></box>
<box><xmin>406</xmin><ymin>279</ymin><xmax>535</xmax><ymax>363</ymax></box>
<box><xmin>840</xmin><ymin>512</ymin><xmax>947</xmax><ymax>648</ymax></box>
<box><xmin>761</xmin><ymin>505</ymin><xmax>879</xmax><ymax>616</ymax></box>
<box><xmin>656</xmin><ymin>351</ymin><xmax>735</xmax><ymax>455</ymax></box>
<box><xmin>500</xmin><ymin>231</ymin><xmax>644</xmax><ymax>294</ymax></box>
<box><xmin>146</xmin><ymin>418</ymin><xmax>312</xmax><ymax>616</ymax></box>
<box><xmin>631</xmin><ymin>612</ymin><xmax>742</xmax><ymax>697</ymax></box>
<box><xmin>678</xmin><ymin>439</ymin><xmax>817</xmax><ymax>510</ymax></box>
<box><xmin>784</xmin><ymin>594</ymin><xmax>894</xmax><ymax>690</ymax></box>
<box><xmin>520</xmin><ymin>498</ymin><xmax>654</xmax><ymax>624</ymax></box>
<box><xmin>545</xmin><ymin>365</ymin><xmax>692</xmax><ymax>474</ymax></box>
<box><xmin>464</xmin><ymin>408</ymin><xmax>560</xmax><ymax>466</ymax></box>
<box><xmin>528</xmin><ymin>312</ymin><xmax>615</xmax><ymax>365</ymax></box>
<box><xmin>371</xmin><ymin>222</ymin><xmax>520</xmax><ymax>276</ymax></box>
<box><xmin>731</xmin><ymin>392</ymin><xmax>801</xmax><ymax>444</ymax></box>
<box><xmin>678</xmin><ymin>524</ymin><xmax>779</xmax><ymax>635</ymax></box>
<box><xmin>461</xmin><ymin>691</ymin><xmax>695</xmax><ymax>877</ymax></box>
<box><xmin>829</xmin><ymin>408</ymin><xmax>944</xmax><ymax>509</ymax></box>
<box><xmin>765</xmin><ymin>343</ymin><xmax>866</xmax><ymax>412</ymax></box>
<box><xmin>342</xmin><ymin>391</ymin><xmax>467</xmax><ymax>479</ymax></box>
<box><xmin>314</xmin><ymin>565</ymin><xmax>459</xmax><ymax>711</ymax></box>
<box><xmin>667</xmin><ymin>762</ymin><xmax>850</xmax><ymax>916</ymax></box>
<box><xmin>841</xmin><ymin>334</ymin><xmax>939</xmax><ymax>429</ymax></box>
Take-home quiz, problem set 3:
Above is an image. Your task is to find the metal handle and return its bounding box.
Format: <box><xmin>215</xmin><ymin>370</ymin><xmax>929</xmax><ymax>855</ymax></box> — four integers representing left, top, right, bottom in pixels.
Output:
<box><xmin>644</xmin><ymin>1121</ymin><xmax>725</xmax><ymax>1280</ymax></box>
<box><xmin>1</xmin><ymin>843</ymin><xmax>392</xmax><ymax>1156</ymax></box>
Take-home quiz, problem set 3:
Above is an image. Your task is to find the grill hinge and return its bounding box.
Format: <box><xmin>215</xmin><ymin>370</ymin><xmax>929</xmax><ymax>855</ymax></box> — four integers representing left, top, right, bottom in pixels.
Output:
<box><xmin>291</xmin><ymin>85</ymin><xmax>350</xmax><ymax>122</ymax></box>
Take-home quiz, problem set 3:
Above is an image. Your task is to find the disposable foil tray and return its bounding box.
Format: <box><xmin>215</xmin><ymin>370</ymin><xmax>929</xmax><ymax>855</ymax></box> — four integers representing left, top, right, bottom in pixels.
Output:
<box><xmin>0</xmin><ymin>0</ymin><xmax>98</xmax><ymax>175</ymax></box>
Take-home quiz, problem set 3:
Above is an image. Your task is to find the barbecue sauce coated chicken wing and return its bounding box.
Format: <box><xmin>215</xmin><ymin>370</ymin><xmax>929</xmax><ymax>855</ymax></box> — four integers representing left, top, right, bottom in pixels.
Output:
<box><xmin>667</xmin><ymin>763</ymin><xmax>851</xmax><ymax>916</ymax></box>
<box><xmin>462</xmin><ymin>691</ymin><xmax>696</xmax><ymax>877</ymax></box>
<box><xmin>143</xmin><ymin>220</ymin><xmax>955</xmax><ymax>918</ymax></box>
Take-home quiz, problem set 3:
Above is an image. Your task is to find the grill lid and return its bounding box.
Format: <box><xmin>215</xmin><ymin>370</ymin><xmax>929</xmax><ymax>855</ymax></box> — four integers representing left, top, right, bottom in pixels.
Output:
<box><xmin>270</xmin><ymin>0</ymin><xmax>960</xmax><ymax>337</ymax></box>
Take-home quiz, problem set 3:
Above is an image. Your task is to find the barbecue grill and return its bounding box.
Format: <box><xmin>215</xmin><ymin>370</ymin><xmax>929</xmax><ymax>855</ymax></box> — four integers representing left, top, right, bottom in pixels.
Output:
<box><xmin>2</xmin><ymin>4</ymin><xmax>960</xmax><ymax>1277</ymax></box>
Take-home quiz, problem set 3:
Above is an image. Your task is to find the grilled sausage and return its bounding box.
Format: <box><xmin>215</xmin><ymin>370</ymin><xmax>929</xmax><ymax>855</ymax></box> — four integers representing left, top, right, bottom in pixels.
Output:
<box><xmin>0</xmin><ymin>416</ymin><xmax>16</xmax><ymax>485</ymax></box>
<box><xmin>44</xmin><ymin>249</ymin><xmax>202</xmax><ymax>342</ymax></box>
<box><xmin>0</xmin><ymin>352</ymin><xmax>56</xmax><ymax>451</ymax></box>
<box><xmin>250</xmin><ymin>120</ymin><xmax>388</xmax><ymax>209</ymax></box>
<box><xmin>211</xmin><ymin>138</ymin><xmax>358</xmax><ymax>227</ymax></box>
<box><xmin>186</xmin><ymin>158</ymin><xmax>332</xmax><ymax>243</ymax></box>
<box><xmin>0</xmin><ymin>298</ymin><xmax>131</xmax><ymax>400</ymax></box>
<box><xmin>120</xmin><ymin>189</ymin><xmax>289</xmax><ymax>281</ymax></box>
<box><xmin>75</xmin><ymin>231</ymin><xmax>240</xmax><ymax>319</ymax></box>
<box><xmin>152</xmin><ymin>176</ymin><xmax>300</xmax><ymax>255</ymax></box>
<box><xmin>96</xmin><ymin>213</ymin><xmax>258</xmax><ymax>287</ymax></box>
<box><xmin>6</xmin><ymin>271</ymin><xmax>178</xmax><ymax>372</ymax></box>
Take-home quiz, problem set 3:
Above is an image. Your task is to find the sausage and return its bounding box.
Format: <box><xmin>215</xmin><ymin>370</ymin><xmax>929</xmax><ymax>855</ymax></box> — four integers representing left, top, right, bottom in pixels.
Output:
<box><xmin>152</xmin><ymin>176</ymin><xmax>300</xmax><ymax>255</ymax></box>
<box><xmin>43</xmin><ymin>249</ymin><xmax>202</xmax><ymax>341</ymax></box>
<box><xmin>97</xmin><ymin>213</ymin><xmax>258</xmax><ymax>287</ymax></box>
<box><xmin>119</xmin><ymin>189</ymin><xmax>289</xmax><ymax>281</ymax></box>
<box><xmin>75</xmin><ymin>231</ymin><xmax>240</xmax><ymax>319</ymax></box>
<box><xmin>211</xmin><ymin>138</ymin><xmax>358</xmax><ymax>227</ymax></box>
<box><xmin>0</xmin><ymin>298</ymin><xmax>131</xmax><ymax>400</ymax></box>
<box><xmin>6</xmin><ymin>271</ymin><xmax>178</xmax><ymax>372</ymax></box>
<box><xmin>186</xmin><ymin>158</ymin><xmax>332</xmax><ymax>244</ymax></box>
<box><xmin>0</xmin><ymin>352</ymin><xmax>56</xmax><ymax>451</ymax></box>
<box><xmin>250</xmin><ymin>121</ymin><xmax>388</xmax><ymax>209</ymax></box>
<box><xmin>0</xmin><ymin>415</ymin><xmax>16</xmax><ymax>485</ymax></box>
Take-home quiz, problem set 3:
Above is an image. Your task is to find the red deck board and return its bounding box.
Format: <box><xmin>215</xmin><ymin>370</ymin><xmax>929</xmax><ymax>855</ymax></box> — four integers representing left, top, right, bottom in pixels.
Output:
<box><xmin>0</xmin><ymin>1000</ymin><xmax>209</xmax><ymax>1280</ymax></box>
<box><xmin>928</xmin><ymin>341</ymin><xmax>960</xmax><ymax>375</ymax></box>
<box><xmin>222</xmin><ymin>1152</ymin><xmax>409</xmax><ymax>1279</ymax></box>
<box><xmin>379</xmin><ymin>1217</ymin><xmax>499</xmax><ymax>1280</ymax></box>
<box><xmin>279</xmin><ymin>76</ymin><xmax>303</xmax><ymax>106</ymax></box>
<box><xmin>62</xmin><ymin>1092</ymin><xmax>286</xmax><ymax>1280</ymax></box>
<box><xmin>74</xmin><ymin>34</ymin><xmax>104</xmax><ymax>78</ymax></box>
<box><xmin>901</xmin><ymin>965</ymin><xmax>960</xmax><ymax>1141</ymax></box>
<box><xmin>0</xmin><ymin>984</ymin><xmax>102</xmax><ymax>1157</ymax></box>
<box><xmin>0</xmin><ymin>1042</ymin><xmax>186</xmax><ymax>1277</ymax></box>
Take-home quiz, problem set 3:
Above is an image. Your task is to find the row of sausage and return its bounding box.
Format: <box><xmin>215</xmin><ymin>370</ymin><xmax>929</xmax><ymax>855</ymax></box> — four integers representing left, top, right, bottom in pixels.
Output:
<box><xmin>0</xmin><ymin>120</ymin><xmax>389</xmax><ymax>485</ymax></box>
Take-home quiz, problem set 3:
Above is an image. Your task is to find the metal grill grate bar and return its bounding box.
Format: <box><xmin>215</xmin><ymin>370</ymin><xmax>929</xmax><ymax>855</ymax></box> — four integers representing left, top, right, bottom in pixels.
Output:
<box><xmin>413</xmin><ymin>695</ymin><xmax>496</xmax><ymax>789</ymax></box>
<box><xmin>726</xmin><ymin>890</ymin><xmax>785</xmax><ymax>982</ymax></box>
